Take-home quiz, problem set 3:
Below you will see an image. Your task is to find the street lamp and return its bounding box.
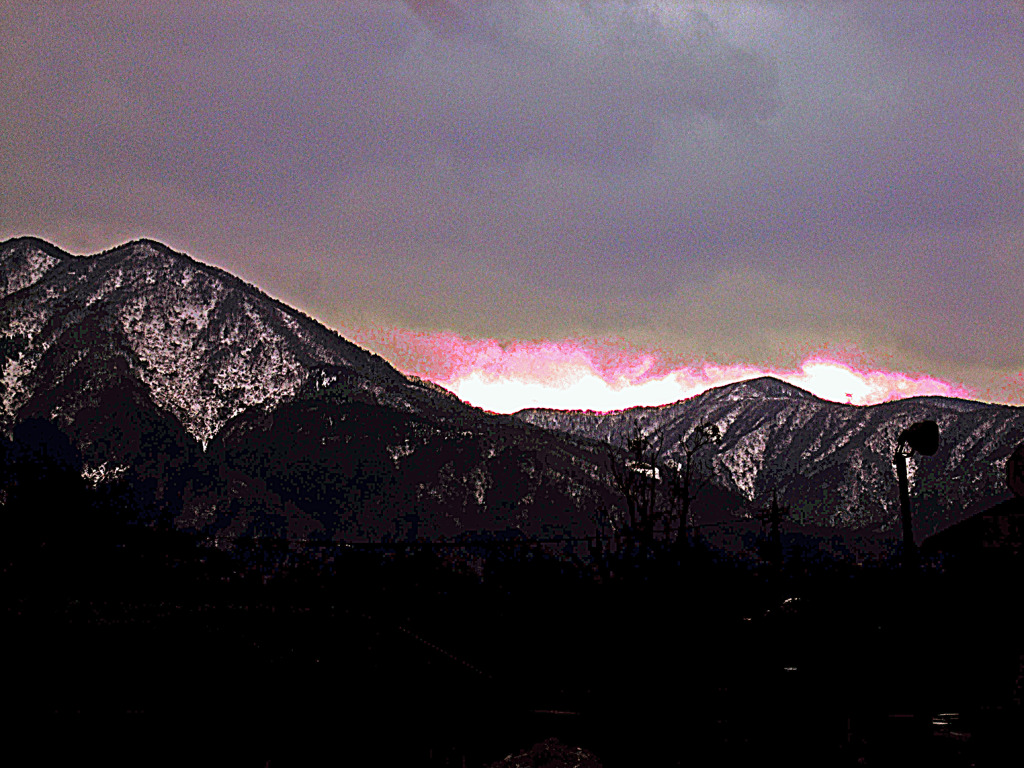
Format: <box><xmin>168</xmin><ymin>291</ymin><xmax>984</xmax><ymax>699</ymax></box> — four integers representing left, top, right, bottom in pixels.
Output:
<box><xmin>894</xmin><ymin>420</ymin><xmax>939</xmax><ymax>567</ymax></box>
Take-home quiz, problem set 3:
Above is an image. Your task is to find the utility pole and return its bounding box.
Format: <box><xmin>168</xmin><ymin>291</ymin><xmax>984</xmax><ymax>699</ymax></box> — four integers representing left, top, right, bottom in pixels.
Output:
<box><xmin>894</xmin><ymin>449</ymin><xmax>914</xmax><ymax>564</ymax></box>
<box><xmin>893</xmin><ymin>420</ymin><xmax>939</xmax><ymax>570</ymax></box>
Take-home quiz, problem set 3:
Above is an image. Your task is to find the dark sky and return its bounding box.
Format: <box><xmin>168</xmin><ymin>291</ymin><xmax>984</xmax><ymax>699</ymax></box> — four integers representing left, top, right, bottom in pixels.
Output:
<box><xmin>3</xmin><ymin>1</ymin><xmax>1024</xmax><ymax>408</ymax></box>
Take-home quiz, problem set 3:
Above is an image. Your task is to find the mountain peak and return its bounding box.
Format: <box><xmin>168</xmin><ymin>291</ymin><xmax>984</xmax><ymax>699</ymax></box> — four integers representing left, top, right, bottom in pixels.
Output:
<box><xmin>710</xmin><ymin>376</ymin><xmax>819</xmax><ymax>402</ymax></box>
<box><xmin>0</xmin><ymin>237</ymin><xmax>73</xmax><ymax>299</ymax></box>
<box><xmin>123</xmin><ymin>238</ymin><xmax>175</xmax><ymax>255</ymax></box>
<box><xmin>1</xmin><ymin>236</ymin><xmax>73</xmax><ymax>261</ymax></box>
<box><xmin>95</xmin><ymin>238</ymin><xmax>190</xmax><ymax>264</ymax></box>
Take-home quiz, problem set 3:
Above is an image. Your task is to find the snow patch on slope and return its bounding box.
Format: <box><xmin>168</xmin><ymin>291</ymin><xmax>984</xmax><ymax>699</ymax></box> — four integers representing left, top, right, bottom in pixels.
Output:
<box><xmin>0</xmin><ymin>247</ymin><xmax>61</xmax><ymax>299</ymax></box>
<box><xmin>722</xmin><ymin>426</ymin><xmax>769</xmax><ymax>500</ymax></box>
<box><xmin>119</xmin><ymin>261</ymin><xmax>314</xmax><ymax>443</ymax></box>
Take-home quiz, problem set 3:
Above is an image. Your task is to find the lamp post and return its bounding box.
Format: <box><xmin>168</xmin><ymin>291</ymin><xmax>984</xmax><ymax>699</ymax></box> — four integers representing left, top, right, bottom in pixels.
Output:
<box><xmin>893</xmin><ymin>420</ymin><xmax>939</xmax><ymax>568</ymax></box>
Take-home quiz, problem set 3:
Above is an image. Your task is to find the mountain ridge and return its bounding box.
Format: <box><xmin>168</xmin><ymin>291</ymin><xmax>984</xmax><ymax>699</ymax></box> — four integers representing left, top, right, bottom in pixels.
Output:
<box><xmin>4</xmin><ymin>236</ymin><xmax>1023</xmax><ymax>544</ymax></box>
<box><xmin>512</xmin><ymin>374</ymin><xmax>826</xmax><ymax>421</ymax></box>
<box><xmin>515</xmin><ymin>373</ymin><xmax>1024</xmax><ymax>538</ymax></box>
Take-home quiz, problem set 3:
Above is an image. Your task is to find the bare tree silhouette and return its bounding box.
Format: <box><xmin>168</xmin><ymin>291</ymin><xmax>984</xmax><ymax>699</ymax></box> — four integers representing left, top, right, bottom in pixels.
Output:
<box><xmin>664</xmin><ymin>422</ymin><xmax>721</xmax><ymax>553</ymax></box>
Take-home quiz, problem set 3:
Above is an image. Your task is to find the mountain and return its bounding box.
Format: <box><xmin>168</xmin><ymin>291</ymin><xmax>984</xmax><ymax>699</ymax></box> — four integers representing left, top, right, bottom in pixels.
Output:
<box><xmin>5</xmin><ymin>236</ymin><xmax>1022</xmax><ymax>546</ymax></box>
<box><xmin>515</xmin><ymin>377</ymin><xmax>1024</xmax><ymax>539</ymax></box>
<box><xmin>0</xmin><ymin>237</ymin><xmax>617</xmax><ymax>540</ymax></box>
<box><xmin>0</xmin><ymin>236</ymin><xmax>457</xmax><ymax>444</ymax></box>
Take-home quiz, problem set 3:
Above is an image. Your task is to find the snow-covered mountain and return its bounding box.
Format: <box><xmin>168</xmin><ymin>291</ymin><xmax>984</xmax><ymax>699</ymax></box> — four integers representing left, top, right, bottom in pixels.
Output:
<box><xmin>515</xmin><ymin>377</ymin><xmax>1024</xmax><ymax>538</ymax></box>
<box><xmin>0</xmin><ymin>237</ymin><xmax>617</xmax><ymax>541</ymax></box>
<box><xmin>4</xmin><ymin>236</ymin><xmax>1021</xmax><ymax>544</ymax></box>
<box><xmin>0</xmin><ymin>237</ymin><xmax>453</xmax><ymax>445</ymax></box>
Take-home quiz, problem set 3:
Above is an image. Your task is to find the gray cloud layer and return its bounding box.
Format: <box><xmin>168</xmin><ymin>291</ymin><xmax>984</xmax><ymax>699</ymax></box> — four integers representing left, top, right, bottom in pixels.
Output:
<box><xmin>3</xmin><ymin>1</ymin><xmax>1023</xmax><ymax>398</ymax></box>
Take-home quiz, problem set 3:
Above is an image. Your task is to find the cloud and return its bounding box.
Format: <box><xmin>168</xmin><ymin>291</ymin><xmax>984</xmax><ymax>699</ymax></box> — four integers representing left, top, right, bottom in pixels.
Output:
<box><xmin>2</xmin><ymin>1</ymin><xmax>1023</xmax><ymax>404</ymax></box>
<box><xmin>348</xmin><ymin>329</ymin><xmax>973</xmax><ymax>413</ymax></box>
<box><xmin>401</xmin><ymin>0</ymin><xmax>467</xmax><ymax>32</ymax></box>
<box><xmin>376</xmin><ymin>1</ymin><xmax>781</xmax><ymax>178</ymax></box>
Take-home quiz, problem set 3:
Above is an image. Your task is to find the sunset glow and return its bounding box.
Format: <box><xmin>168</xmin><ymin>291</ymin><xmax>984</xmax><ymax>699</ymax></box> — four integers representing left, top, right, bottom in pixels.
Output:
<box><xmin>352</xmin><ymin>330</ymin><xmax>975</xmax><ymax>414</ymax></box>
<box><xmin>448</xmin><ymin>358</ymin><xmax>972</xmax><ymax>414</ymax></box>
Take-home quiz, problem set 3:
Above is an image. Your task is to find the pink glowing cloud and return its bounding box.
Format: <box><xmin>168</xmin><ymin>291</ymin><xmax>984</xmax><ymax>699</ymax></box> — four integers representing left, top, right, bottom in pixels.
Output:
<box><xmin>349</xmin><ymin>329</ymin><xmax>976</xmax><ymax>414</ymax></box>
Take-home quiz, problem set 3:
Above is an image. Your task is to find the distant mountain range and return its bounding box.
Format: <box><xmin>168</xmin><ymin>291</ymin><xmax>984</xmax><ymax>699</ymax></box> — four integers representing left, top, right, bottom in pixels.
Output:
<box><xmin>2</xmin><ymin>236</ymin><xmax>1022</xmax><ymax>545</ymax></box>
<box><xmin>516</xmin><ymin>377</ymin><xmax>1024</xmax><ymax>540</ymax></box>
